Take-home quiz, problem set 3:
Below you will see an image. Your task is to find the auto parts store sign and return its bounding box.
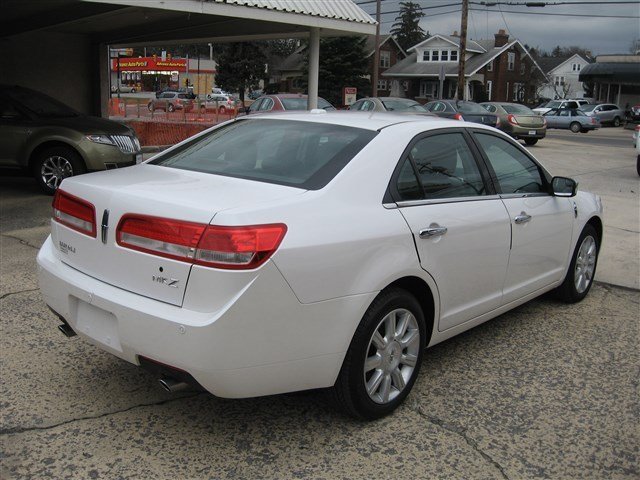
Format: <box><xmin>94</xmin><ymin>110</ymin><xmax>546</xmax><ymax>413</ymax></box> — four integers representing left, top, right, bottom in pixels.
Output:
<box><xmin>111</xmin><ymin>57</ymin><xmax>187</xmax><ymax>72</ymax></box>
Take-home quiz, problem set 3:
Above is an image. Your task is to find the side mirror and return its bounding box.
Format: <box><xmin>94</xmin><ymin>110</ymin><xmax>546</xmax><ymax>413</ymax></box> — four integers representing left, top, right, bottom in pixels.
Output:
<box><xmin>551</xmin><ymin>176</ymin><xmax>577</xmax><ymax>197</ymax></box>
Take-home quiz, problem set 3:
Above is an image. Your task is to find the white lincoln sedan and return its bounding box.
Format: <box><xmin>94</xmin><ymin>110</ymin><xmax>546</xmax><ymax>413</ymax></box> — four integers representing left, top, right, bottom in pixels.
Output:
<box><xmin>38</xmin><ymin>111</ymin><xmax>603</xmax><ymax>419</ymax></box>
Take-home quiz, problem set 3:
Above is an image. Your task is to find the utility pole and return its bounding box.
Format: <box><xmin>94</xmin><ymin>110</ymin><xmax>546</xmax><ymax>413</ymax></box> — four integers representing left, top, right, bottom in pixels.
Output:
<box><xmin>456</xmin><ymin>0</ymin><xmax>469</xmax><ymax>100</ymax></box>
<box><xmin>372</xmin><ymin>0</ymin><xmax>381</xmax><ymax>97</ymax></box>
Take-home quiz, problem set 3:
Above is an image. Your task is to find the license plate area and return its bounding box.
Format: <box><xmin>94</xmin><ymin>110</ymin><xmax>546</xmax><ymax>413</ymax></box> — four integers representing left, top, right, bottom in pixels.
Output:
<box><xmin>528</xmin><ymin>130</ymin><xmax>536</xmax><ymax>135</ymax></box>
<box><xmin>74</xmin><ymin>299</ymin><xmax>122</xmax><ymax>352</ymax></box>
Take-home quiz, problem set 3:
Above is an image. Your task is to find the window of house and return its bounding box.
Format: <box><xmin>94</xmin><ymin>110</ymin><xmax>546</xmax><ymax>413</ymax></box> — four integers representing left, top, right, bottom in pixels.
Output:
<box><xmin>441</xmin><ymin>50</ymin><xmax>449</xmax><ymax>61</ymax></box>
<box><xmin>555</xmin><ymin>76</ymin><xmax>565</xmax><ymax>86</ymax></box>
<box><xmin>377</xmin><ymin>79</ymin><xmax>388</xmax><ymax>91</ymax></box>
<box><xmin>487</xmin><ymin>60</ymin><xmax>494</xmax><ymax>72</ymax></box>
<box><xmin>402</xmin><ymin>81</ymin><xmax>409</xmax><ymax>91</ymax></box>
<box><xmin>419</xmin><ymin>80</ymin><xmax>437</xmax><ymax>98</ymax></box>
<box><xmin>450</xmin><ymin>50</ymin><xmax>458</xmax><ymax>62</ymax></box>
<box><xmin>431</xmin><ymin>50</ymin><xmax>439</xmax><ymax>61</ymax></box>
<box><xmin>507</xmin><ymin>52</ymin><xmax>515</xmax><ymax>71</ymax></box>
<box><xmin>486</xmin><ymin>80</ymin><xmax>493</xmax><ymax>101</ymax></box>
<box><xmin>572</xmin><ymin>63</ymin><xmax>581</xmax><ymax>72</ymax></box>
<box><xmin>380</xmin><ymin>51</ymin><xmax>390</xmax><ymax>68</ymax></box>
<box><xmin>513</xmin><ymin>82</ymin><xmax>524</xmax><ymax>102</ymax></box>
<box><xmin>422</xmin><ymin>50</ymin><xmax>430</xmax><ymax>62</ymax></box>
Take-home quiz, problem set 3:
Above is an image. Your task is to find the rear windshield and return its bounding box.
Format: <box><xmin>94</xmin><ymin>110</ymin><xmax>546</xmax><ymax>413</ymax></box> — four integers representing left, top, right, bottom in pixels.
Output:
<box><xmin>149</xmin><ymin>119</ymin><xmax>377</xmax><ymax>190</ymax></box>
<box><xmin>381</xmin><ymin>99</ymin><xmax>427</xmax><ymax>112</ymax></box>
<box><xmin>281</xmin><ymin>97</ymin><xmax>333</xmax><ymax>110</ymax></box>
<box><xmin>7</xmin><ymin>88</ymin><xmax>78</xmax><ymax>118</ymax></box>
<box><xmin>579</xmin><ymin>104</ymin><xmax>597</xmax><ymax>112</ymax></box>
<box><xmin>455</xmin><ymin>101</ymin><xmax>487</xmax><ymax>114</ymax></box>
<box><xmin>502</xmin><ymin>104</ymin><xmax>535</xmax><ymax>115</ymax></box>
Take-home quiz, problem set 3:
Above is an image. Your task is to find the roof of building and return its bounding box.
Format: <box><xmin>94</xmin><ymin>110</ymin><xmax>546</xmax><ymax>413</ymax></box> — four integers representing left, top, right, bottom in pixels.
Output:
<box><xmin>383</xmin><ymin>36</ymin><xmax>546</xmax><ymax>79</ymax></box>
<box><xmin>408</xmin><ymin>34</ymin><xmax>486</xmax><ymax>54</ymax></box>
<box><xmin>205</xmin><ymin>0</ymin><xmax>376</xmax><ymax>25</ymax></box>
<box><xmin>580</xmin><ymin>62</ymin><xmax>640</xmax><ymax>84</ymax></box>
<box><xmin>364</xmin><ymin>35</ymin><xmax>406</xmax><ymax>57</ymax></box>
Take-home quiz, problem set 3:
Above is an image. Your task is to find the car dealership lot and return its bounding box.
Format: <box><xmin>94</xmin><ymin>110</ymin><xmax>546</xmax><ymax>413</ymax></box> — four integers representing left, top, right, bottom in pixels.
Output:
<box><xmin>1</xmin><ymin>127</ymin><xmax>638</xmax><ymax>479</ymax></box>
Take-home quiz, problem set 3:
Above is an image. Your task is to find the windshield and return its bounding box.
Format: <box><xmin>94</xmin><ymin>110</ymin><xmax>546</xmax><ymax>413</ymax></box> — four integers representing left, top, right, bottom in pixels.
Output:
<box><xmin>502</xmin><ymin>104</ymin><xmax>535</xmax><ymax>115</ymax></box>
<box><xmin>149</xmin><ymin>119</ymin><xmax>377</xmax><ymax>190</ymax></box>
<box><xmin>381</xmin><ymin>99</ymin><xmax>427</xmax><ymax>112</ymax></box>
<box><xmin>456</xmin><ymin>101</ymin><xmax>488</xmax><ymax>114</ymax></box>
<box><xmin>579</xmin><ymin>104</ymin><xmax>598</xmax><ymax>112</ymax></box>
<box><xmin>545</xmin><ymin>101</ymin><xmax>562</xmax><ymax>109</ymax></box>
<box><xmin>7</xmin><ymin>88</ymin><xmax>78</xmax><ymax>118</ymax></box>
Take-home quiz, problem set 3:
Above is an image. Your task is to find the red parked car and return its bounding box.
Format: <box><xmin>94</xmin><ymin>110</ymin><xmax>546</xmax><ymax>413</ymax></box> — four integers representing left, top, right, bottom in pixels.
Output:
<box><xmin>247</xmin><ymin>93</ymin><xmax>335</xmax><ymax>114</ymax></box>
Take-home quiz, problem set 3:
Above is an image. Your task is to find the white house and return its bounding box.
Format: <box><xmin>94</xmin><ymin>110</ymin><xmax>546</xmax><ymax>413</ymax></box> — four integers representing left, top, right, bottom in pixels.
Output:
<box><xmin>537</xmin><ymin>54</ymin><xmax>591</xmax><ymax>100</ymax></box>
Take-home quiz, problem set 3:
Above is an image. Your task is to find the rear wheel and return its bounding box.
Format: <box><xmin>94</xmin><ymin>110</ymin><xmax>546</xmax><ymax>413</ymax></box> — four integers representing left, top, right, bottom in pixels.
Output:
<box><xmin>570</xmin><ymin>122</ymin><xmax>581</xmax><ymax>133</ymax></box>
<box><xmin>524</xmin><ymin>138</ymin><xmax>538</xmax><ymax>146</ymax></box>
<box><xmin>34</xmin><ymin>146</ymin><xmax>86</xmax><ymax>195</ymax></box>
<box><xmin>613</xmin><ymin>116</ymin><xmax>621</xmax><ymax>127</ymax></box>
<box><xmin>555</xmin><ymin>224</ymin><xmax>599</xmax><ymax>303</ymax></box>
<box><xmin>332</xmin><ymin>287</ymin><xmax>426</xmax><ymax>419</ymax></box>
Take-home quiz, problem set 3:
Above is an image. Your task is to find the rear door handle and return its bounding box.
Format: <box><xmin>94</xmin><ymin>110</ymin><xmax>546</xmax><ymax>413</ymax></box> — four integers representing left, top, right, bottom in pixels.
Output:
<box><xmin>419</xmin><ymin>226</ymin><xmax>448</xmax><ymax>238</ymax></box>
<box><xmin>514</xmin><ymin>213</ymin><xmax>532</xmax><ymax>224</ymax></box>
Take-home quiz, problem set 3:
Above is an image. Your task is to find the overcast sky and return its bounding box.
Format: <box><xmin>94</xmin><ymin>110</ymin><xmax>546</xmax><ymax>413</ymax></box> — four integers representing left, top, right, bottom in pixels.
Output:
<box><xmin>356</xmin><ymin>0</ymin><xmax>640</xmax><ymax>55</ymax></box>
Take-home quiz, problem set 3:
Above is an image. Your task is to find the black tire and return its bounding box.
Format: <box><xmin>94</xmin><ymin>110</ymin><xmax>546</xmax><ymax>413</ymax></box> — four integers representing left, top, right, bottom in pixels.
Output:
<box><xmin>130</xmin><ymin>88</ymin><xmax>136</xmax><ymax>93</ymax></box>
<box><xmin>524</xmin><ymin>138</ymin><xmax>538</xmax><ymax>146</ymax></box>
<box><xmin>570</xmin><ymin>122</ymin><xmax>581</xmax><ymax>133</ymax></box>
<box><xmin>33</xmin><ymin>146</ymin><xmax>86</xmax><ymax>195</ymax></box>
<box><xmin>613</xmin><ymin>116</ymin><xmax>621</xmax><ymax>127</ymax></box>
<box><xmin>554</xmin><ymin>224</ymin><xmax>599</xmax><ymax>303</ymax></box>
<box><xmin>331</xmin><ymin>287</ymin><xmax>426</xmax><ymax>420</ymax></box>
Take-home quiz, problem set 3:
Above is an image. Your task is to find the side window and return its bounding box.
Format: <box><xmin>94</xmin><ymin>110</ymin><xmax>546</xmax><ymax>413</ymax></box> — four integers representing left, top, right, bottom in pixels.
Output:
<box><xmin>395</xmin><ymin>159</ymin><xmax>422</xmax><ymax>200</ymax></box>
<box><xmin>474</xmin><ymin>133</ymin><xmax>545</xmax><ymax>194</ymax></box>
<box><xmin>350</xmin><ymin>100</ymin><xmax>363</xmax><ymax>111</ymax></box>
<box><xmin>363</xmin><ymin>101</ymin><xmax>375</xmax><ymax>111</ymax></box>
<box><xmin>259</xmin><ymin>98</ymin><xmax>274</xmax><ymax>111</ymax></box>
<box><xmin>559</xmin><ymin>110</ymin><xmax>570</xmax><ymax>117</ymax></box>
<box><xmin>249</xmin><ymin>99</ymin><xmax>263</xmax><ymax>112</ymax></box>
<box><xmin>484</xmin><ymin>105</ymin><xmax>496</xmax><ymax>113</ymax></box>
<box><xmin>402</xmin><ymin>132</ymin><xmax>486</xmax><ymax>199</ymax></box>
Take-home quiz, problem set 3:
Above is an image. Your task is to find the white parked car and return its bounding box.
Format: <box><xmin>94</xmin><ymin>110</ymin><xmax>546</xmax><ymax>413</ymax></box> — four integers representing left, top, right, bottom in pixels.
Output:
<box><xmin>38</xmin><ymin>112</ymin><xmax>603</xmax><ymax>419</ymax></box>
<box><xmin>533</xmin><ymin>99</ymin><xmax>589</xmax><ymax>115</ymax></box>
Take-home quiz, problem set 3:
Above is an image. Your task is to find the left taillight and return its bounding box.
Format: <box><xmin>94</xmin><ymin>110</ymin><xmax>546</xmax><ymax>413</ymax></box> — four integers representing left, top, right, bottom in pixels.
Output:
<box><xmin>52</xmin><ymin>190</ymin><xmax>97</xmax><ymax>237</ymax></box>
<box><xmin>116</xmin><ymin>214</ymin><xmax>287</xmax><ymax>270</ymax></box>
<box><xmin>507</xmin><ymin>114</ymin><xmax>519</xmax><ymax>125</ymax></box>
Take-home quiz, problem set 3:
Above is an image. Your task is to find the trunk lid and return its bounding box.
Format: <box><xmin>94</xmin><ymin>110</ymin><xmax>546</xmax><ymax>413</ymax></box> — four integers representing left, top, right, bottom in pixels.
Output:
<box><xmin>512</xmin><ymin>115</ymin><xmax>545</xmax><ymax>128</ymax></box>
<box><xmin>464</xmin><ymin>113</ymin><xmax>499</xmax><ymax>128</ymax></box>
<box><xmin>51</xmin><ymin>165</ymin><xmax>305</xmax><ymax>306</ymax></box>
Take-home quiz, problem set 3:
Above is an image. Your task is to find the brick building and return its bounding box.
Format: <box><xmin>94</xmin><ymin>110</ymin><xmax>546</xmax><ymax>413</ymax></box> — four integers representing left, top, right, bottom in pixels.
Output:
<box><xmin>365</xmin><ymin>35</ymin><xmax>407</xmax><ymax>96</ymax></box>
<box><xmin>383</xmin><ymin>30</ymin><xmax>546</xmax><ymax>104</ymax></box>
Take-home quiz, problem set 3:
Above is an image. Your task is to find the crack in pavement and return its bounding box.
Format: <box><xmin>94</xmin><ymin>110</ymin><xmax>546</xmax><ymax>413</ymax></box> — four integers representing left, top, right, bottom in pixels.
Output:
<box><xmin>0</xmin><ymin>392</ymin><xmax>205</xmax><ymax>436</ymax></box>
<box><xmin>1</xmin><ymin>233</ymin><xmax>42</xmax><ymax>251</ymax></box>
<box><xmin>413</xmin><ymin>405</ymin><xmax>510</xmax><ymax>480</ymax></box>
<box><xmin>0</xmin><ymin>288</ymin><xmax>39</xmax><ymax>301</ymax></box>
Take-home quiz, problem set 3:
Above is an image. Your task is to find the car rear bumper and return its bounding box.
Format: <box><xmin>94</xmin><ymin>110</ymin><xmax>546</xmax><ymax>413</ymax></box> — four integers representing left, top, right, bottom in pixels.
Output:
<box><xmin>37</xmin><ymin>236</ymin><xmax>373</xmax><ymax>398</ymax></box>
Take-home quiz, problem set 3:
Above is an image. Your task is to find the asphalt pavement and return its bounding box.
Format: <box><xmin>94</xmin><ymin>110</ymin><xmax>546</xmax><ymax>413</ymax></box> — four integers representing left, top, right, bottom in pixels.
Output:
<box><xmin>0</xmin><ymin>126</ymin><xmax>638</xmax><ymax>479</ymax></box>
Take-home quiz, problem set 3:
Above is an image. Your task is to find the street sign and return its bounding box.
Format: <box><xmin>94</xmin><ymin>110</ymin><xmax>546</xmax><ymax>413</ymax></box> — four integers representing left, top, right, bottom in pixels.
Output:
<box><xmin>343</xmin><ymin>87</ymin><xmax>357</xmax><ymax>106</ymax></box>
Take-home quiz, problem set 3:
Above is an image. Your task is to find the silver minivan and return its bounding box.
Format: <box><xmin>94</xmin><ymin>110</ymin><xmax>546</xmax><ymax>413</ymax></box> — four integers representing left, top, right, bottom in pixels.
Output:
<box><xmin>580</xmin><ymin>104</ymin><xmax>624</xmax><ymax>127</ymax></box>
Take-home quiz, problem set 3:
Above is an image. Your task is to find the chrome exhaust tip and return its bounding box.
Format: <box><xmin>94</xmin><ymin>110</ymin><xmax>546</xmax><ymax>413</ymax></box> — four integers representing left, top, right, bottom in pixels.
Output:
<box><xmin>159</xmin><ymin>377</ymin><xmax>190</xmax><ymax>393</ymax></box>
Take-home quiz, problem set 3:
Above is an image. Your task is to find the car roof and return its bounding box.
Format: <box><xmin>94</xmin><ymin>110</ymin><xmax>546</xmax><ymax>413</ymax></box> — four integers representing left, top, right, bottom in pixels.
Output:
<box><xmin>235</xmin><ymin>110</ymin><xmax>488</xmax><ymax>132</ymax></box>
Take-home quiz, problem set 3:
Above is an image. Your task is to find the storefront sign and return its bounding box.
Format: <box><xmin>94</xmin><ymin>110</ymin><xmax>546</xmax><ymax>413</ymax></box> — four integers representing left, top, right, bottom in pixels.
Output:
<box><xmin>111</xmin><ymin>57</ymin><xmax>187</xmax><ymax>72</ymax></box>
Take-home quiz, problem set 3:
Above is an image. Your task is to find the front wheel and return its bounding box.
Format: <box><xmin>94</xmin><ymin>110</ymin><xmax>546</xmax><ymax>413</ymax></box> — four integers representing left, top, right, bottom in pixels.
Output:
<box><xmin>34</xmin><ymin>146</ymin><xmax>86</xmax><ymax>195</ymax></box>
<box><xmin>331</xmin><ymin>287</ymin><xmax>426</xmax><ymax>419</ymax></box>
<box><xmin>570</xmin><ymin>122</ymin><xmax>581</xmax><ymax>133</ymax></box>
<box><xmin>524</xmin><ymin>138</ymin><xmax>538</xmax><ymax>146</ymax></box>
<box><xmin>555</xmin><ymin>224</ymin><xmax>599</xmax><ymax>303</ymax></box>
<box><xmin>613</xmin><ymin>116</ymin><xmax>621</xmax><ymax>127</ymax></box>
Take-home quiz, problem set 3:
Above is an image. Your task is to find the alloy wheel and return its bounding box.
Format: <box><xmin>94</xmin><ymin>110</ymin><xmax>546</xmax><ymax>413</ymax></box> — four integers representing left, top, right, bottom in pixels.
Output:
<box><xmin>574</xmin><ymin>236</ymin><xmax>597</xmax><ymax>294</ymax></box>
<box><xmin>41</xmin><ymin>155</ymin><xmax>74</xmax><ymax>190</ymax></box>
<box><xmin>364</xmin><ymin>308</ymin><xmax>420</xmax><ymax>404</ymax></box>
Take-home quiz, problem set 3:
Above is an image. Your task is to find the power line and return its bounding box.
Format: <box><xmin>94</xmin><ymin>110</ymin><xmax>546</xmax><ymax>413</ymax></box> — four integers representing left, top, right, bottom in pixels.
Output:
<box><xmin>470</xmin><ymin>7</ymin><xmax>639</xmax><ymax>16</ymax></box>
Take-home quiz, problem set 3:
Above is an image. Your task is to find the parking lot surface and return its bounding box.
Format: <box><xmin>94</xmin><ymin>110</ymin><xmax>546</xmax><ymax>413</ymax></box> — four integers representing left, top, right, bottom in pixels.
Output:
<box><xmin>1</xmin><ymin>127</ymin><xmax>638</xmax><ymax>479</ymax></box>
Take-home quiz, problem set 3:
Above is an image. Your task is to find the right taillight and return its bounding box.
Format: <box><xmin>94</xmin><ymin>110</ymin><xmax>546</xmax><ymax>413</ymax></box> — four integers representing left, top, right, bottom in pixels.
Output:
<box><xmin>507</xmin><ymin>114</ymin><xmax>519</xmax><ymax>125</ymax></box>
<box><xmin>116</xmin><ymin>214</ymin><xmax>286</xmax><ymax>270</ymax></box>
<box><xmin>52</xmin><ymin>190</ymin><xmax>97</xmax><ymax>238</ymax></box>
